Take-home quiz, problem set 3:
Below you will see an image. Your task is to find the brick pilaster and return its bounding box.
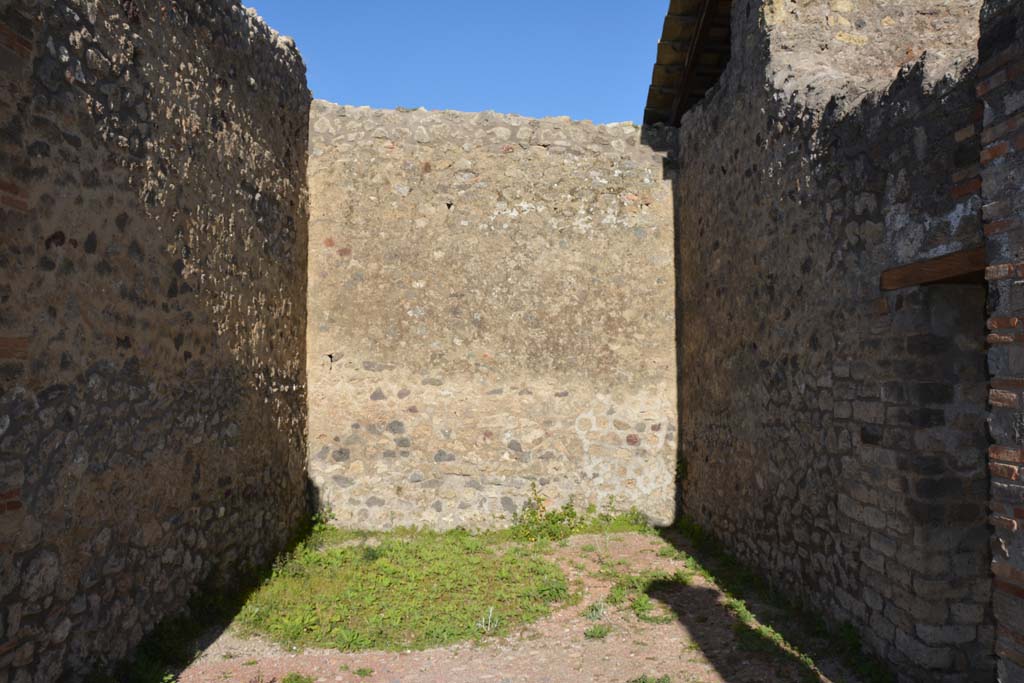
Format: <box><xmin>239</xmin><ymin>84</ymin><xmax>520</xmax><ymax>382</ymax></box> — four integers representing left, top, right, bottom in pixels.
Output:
<box><xmin>980</xmin><ymin>3</ymin><xmax>1024</xmax><ymax>678</ymax></box>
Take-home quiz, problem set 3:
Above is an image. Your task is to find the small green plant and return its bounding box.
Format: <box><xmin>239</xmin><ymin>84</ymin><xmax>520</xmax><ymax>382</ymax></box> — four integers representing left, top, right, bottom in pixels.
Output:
<box><xmin>354</xmin><ymin>668</ymin><xmax>374</xmax><ymax>678</ymax></box>
<box><xmin>607</xmin><ymin>583</ymin><xmax>628</xmax><ymax>605</ymax></box>
<box><xmin>628</xmin><ymin>593</ymin><xmax>671</xmax><ymax>624</ymax></box>
<box><xmin>626</xmin><ymin>676</ymin><xmax>670</xmax><ymax>683</ymax></box>
<box><xmin>603</xmin><ymin>570</ymin><xmax>676</xmax><ymax>624</ymax></box>
<box><xmin>282</xmin><ymin>674</ymin><xmax>314</xmax><ymax>683</ymax></box>
<box><xmin>510</xmin><ymin>485</ymin><xmax>584</xmax><ymax>541</ymax></box>
<box><xmin>476</xmin><ymin>606</ymin><xmax>500</xmax><ymax>635</ymax></box>
<box><xmin>582</xmin><ymin>601</ymin><xmax>607</xmax><ymax>621</ymax></box>
<box><xmin>584</xmin><ymin>623</ymin><xmax>612</xmax><ymax>639</ymax></box>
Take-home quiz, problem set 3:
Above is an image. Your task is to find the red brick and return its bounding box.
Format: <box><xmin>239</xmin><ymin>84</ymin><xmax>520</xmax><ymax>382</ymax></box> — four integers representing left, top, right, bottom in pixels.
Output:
<box><xmin>974</xmin><ymin>102</ymin><xmax>985</xmax><ymax>123</ymax></box>
<box><xmin>983</xmin><ymin>140</ymin><xmax>1011</xmax><ymax>165</ymax></box>
<box><xmin>983</xmin><ymin>113</ymin><xmax>1024</xmax><ymax>145</ymax></box>
<box><xmin>0</xmin><ymin>23</ymin><xmax>31</xmax><ymax>59</ymax></box>
<box><xmin>953</xmin><ymin>165</ymin><xmax>979</xmax><ymax>184</ymax></box>
<box><xmin>992</xmin><ymin>389</ymin><xmax>1021</xmax><ymax>408</ymax></box>
<box><xmin>986</xmin><ymin>219</ymin><xmax>1021</xmax><ymax>236</ymax></box>
<box><xmin>992</xmin><ymin>513</ymin><xmax>1018</xmax><ymax>530</ymax></box>
<box><xmin>979</xmin><ymin>47</ymin><xmax>1022</xmax><ymax>79</ymax></box>
<box><xmin>996</xmin><ymin>578</ymin><xmax>1024</xmax><ymax>601</ymax></box>
<box><xmin>991</xmin><ymin>445</ymin><xmax>1024</xmax><ymax>463</ymax></box>
<box><xmin>992</xmin><ymin>462</ymin><xmax>1020</xmax><ymax>481</ymax></box>
<box><xmin>989</xmin><ymin>318</ymin><xmax>1022</xmax><ymax>331</ymax></box>
<box><xmin>1003</xmin><ymin>626</ymin><xmax>1024</xmax><ymax>649</ymax></box>
<box><xmin>987</xmin><ymin>333</ymin><xmax>1023</xmax><ymax>345</ymax></box>
<box><xmin>951</xmin><ymin>176</ymin><xmax>982</xmax><ymax>199</ymax></box>
<box><xmin>993</xmin><ymin>378</ymin><xmax>1024</xmax><ymax>390</ymax></box>
<box><xmin>987</xmin><ymin>263</ymin><xmax>1016</xmax><ymax>280</ymax></box>
<box><xmin>0</xmin><ymin>488</ymin><xmax>20</xmax><ymax>501</ymax></box>
<box><xmin>979</xmin><ymin>69</ymin><xmax>1009</xmax><ymax>97</ymax></box>
<box><xmin>997</xmin><ymin>643</ymin><xmax>1024</xmax><ymax>669</ymax></box>
<box><xmin>1</xmin><ymin>193</ymin><xmax>27</xmax><ymax>212</ymax></box>
<box><xmin>985</xmin><ymin>200</ymin><xmax>1013</xmax><ymax>220</ymax></box>
<box><xmin>0</xmin><ymin>337</ymin><xmax>29</xmax><ymax>360</ymax></box>
<box><xmin>955</xmin><ymin>124</ymin><xmax>977</xmax><ymax>143</ymax></box>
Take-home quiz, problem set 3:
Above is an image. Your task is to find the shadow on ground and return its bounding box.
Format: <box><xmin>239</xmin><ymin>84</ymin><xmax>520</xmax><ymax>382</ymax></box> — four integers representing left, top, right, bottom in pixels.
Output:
<box><xmin>652</xmin><ymin>525</ymin><xmax>891</xmax><ymax>683</ymax></box>
<box><xmin>645</xmin><ymin>575</ymin><xmax>819</xmax><ymax>683</ymax></box>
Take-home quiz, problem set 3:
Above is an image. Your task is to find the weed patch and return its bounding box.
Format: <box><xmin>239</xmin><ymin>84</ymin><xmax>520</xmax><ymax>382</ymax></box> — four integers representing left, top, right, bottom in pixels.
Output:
<box><xmin>237</xmin><ymin>526</ymin><xmax>569</xmax><ymax>651</ymax></box>
<box><xmin>508</xmin><ymin>487</ymin><xmax>652</xmax><ymax>541</ymax></box>
<box><xmin>584</xmin><ymin>624</ymin><xmax>612</xmax><ymax>639</ymax></box>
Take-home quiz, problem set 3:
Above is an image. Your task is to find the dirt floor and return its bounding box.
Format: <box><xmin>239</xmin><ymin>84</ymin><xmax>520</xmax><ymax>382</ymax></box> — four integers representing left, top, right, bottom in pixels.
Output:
<box><xmin>179</xmin><ymin>532</ymin><xmax>859</xmax><ymax>683</ymax></box>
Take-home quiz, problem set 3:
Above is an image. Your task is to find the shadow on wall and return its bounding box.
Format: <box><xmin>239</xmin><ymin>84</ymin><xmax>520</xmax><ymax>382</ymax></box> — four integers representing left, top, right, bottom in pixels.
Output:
<box><xmin>640</xmin><ymin>0</ymin><xmax>993</xmax><ymax>680</ymax></box>
<box><xmin>0</xmin><ymin>2</ymin><xmax>310</xmax><ymax>680</ymax></box>
<box><xmin>85</xmin><ymin>491</ymin><xmax>323</xmax><ymax>683</ymax></box>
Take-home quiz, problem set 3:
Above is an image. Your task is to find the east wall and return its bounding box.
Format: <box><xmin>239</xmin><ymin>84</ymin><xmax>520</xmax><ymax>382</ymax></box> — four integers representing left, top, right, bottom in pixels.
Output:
<box><xmin>673</xmin><ymin>0</ymin><xmax>992</xmax><ymax>680</ymax></box>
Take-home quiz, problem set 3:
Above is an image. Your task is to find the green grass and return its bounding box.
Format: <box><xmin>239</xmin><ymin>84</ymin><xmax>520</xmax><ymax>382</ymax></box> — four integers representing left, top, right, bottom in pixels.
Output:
<box><xmin>584</xmin><ymin>623</ymin><xmax>612</xmax><ymax>639</ymax></box>
<box><xmin>354</xmin><ymin>668</ymin><xmax>374</xmax><ymax>677</ymax></box>
<box><xmin>626</xmin><ymin>676</ymin><xmax>670</xmax><ymax>683</ymax></box>
<box><xmin>282</xmin><ymin>674</ymin><xmax>314</xmax><ymax>683</ymax></box>
<box><xmin>236</xmin><ymin>525</ymin><xmax>570</xmax><ymax>651</ymax></box>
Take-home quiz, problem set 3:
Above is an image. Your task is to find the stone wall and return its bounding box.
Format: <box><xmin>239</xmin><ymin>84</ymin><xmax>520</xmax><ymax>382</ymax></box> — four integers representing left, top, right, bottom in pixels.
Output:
<box><xmin>673</xmin><ymin>0</ymin><xmax>994</xmax><ymax>680</ymax></box>
<box><xmin>0</xmin><ymin>2</ymin><xmax>309</xmax><ymax>680</ymax></box>
<box><xmin>978</xmin><ymin>1</ymin><xmax>1024</xmax><ymax>680</ymax></box>
<box><xmin>307</xmin><ymin>101</ymin><xmax>677</xmax><ymax>530</ymax></box>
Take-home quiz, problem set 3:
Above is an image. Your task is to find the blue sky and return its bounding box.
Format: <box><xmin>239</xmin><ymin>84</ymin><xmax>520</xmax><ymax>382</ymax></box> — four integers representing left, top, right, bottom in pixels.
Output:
<box><xmin>248</xmin><ymin>1</ymin><xmax>667</xmax><ymax>124</ymax></box>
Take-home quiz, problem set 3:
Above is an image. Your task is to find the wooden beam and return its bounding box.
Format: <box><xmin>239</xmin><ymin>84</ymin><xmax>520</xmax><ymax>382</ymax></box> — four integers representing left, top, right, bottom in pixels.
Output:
<box><xmin>880</xmin><ymin>247</ymin><xmax>987</xmax><ymax>291</ymax></box>
<box><xmin>662</xmin><ymin>15</ymin><xmax>699</xmax><ymax>41</ymax></box>
<box><xmin>669</xmin><ymin>0</ymin><xmax>717</xmax><ymax>126</ymax></box>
